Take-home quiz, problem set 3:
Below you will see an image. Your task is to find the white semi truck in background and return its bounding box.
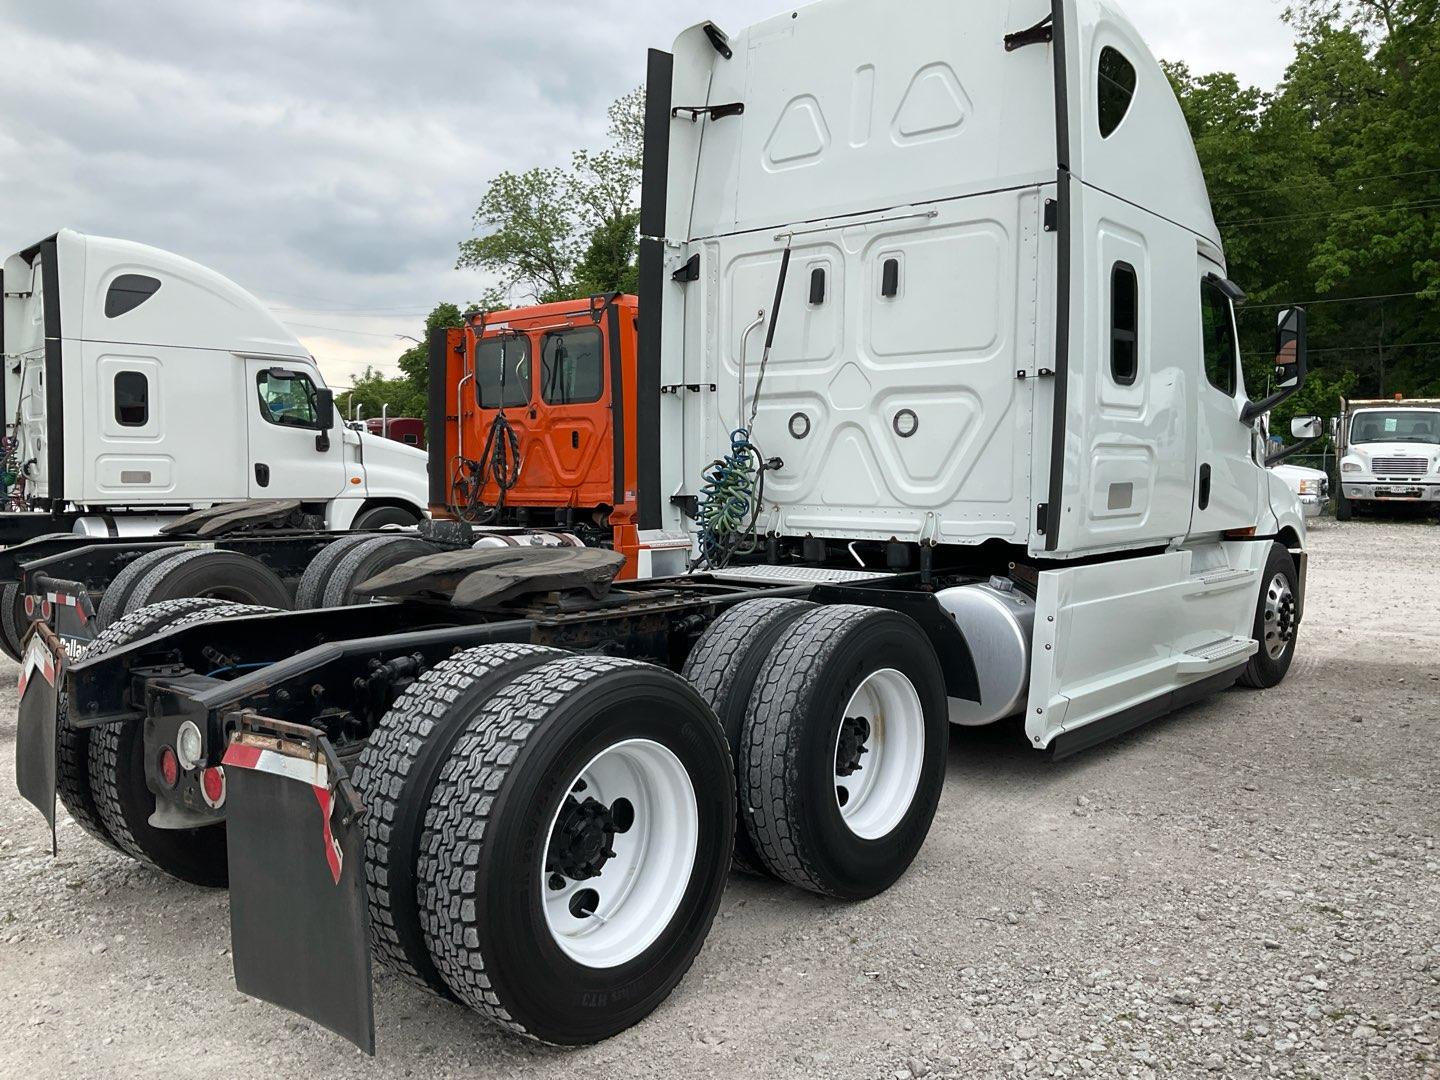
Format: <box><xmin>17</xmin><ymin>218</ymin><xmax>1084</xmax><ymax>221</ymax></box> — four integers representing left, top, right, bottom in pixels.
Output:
<box><xmin>0</xmin><ymin>229</ymin><xmax>432</xmax><ymax>658</ymax></box>
<box><xmin>13</xmin><ymin>0</ymin><xmax>1316</xmax><ymax>1055</ymax></box>
<box><xmin>1335</xmin><ymin>396</ymin><xmax>1440</xmax><ymax>519</ymax></box>
<box><xmin>1</xmin><ymin>229</ymin><xmax>429</xmax><ymax>536</ymax></box>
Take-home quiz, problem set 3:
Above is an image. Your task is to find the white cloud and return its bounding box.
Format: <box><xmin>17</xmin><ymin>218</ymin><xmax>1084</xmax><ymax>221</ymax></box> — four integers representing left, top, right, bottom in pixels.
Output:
<box><xmin>0</xmin><ymin>0</ymin><xmax>1294</xmax><ymax>386</ymax></box>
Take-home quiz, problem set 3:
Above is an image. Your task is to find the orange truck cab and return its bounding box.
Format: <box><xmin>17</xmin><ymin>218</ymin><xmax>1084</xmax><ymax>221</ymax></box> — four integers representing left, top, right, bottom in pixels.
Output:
<box><xmin>427</xmin><ymin>295</ymin><xmax>653</xmax><ymax>576</ymax></box>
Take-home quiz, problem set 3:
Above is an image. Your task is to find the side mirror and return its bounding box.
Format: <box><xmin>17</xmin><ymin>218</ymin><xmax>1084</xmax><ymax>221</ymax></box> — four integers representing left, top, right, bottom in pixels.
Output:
<box><xmin>314</xmin><ymin>388</ymin><xmax>335</xmax><ymax>452</ymax></box>
<box><xmin>1291</xmin><ymin>416</ymin><xmax>1322</xmax><ymax>440</ymax></box>
<box><xmin>1242</xmin><ymin>306</ymin><xmax>1308</xmax><ymax>423</ymax></box>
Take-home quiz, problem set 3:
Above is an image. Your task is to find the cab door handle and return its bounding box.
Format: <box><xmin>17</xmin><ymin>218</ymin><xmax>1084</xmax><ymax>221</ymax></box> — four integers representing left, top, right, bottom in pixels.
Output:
<box><xmin>1198</xmin><ymin>463</ymin><xmax>1211</xmax><ymax>510</ymax></box>
<box><xmin>255</xmin><ymin>463</ymin><xmax>270</xmax><ymax>488</ymax></box>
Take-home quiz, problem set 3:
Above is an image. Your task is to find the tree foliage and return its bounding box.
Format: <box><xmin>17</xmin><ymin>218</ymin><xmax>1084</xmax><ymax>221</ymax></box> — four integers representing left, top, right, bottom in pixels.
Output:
<box><xmin>1171</xmin><ymin>0</ymin><xmax>1440</xmax><ymax>417</ymax></box>
<box><xmin>457</xmin><ymin>88</ymin><xmax>645</xmax><ymax>305</ymax></box>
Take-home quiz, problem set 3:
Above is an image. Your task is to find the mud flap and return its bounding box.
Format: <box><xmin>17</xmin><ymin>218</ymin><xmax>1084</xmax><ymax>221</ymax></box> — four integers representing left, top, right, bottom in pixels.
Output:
<box><xmin>15</xmin><ymin>622</ymin><xmax>66</xmax><ymax>854</ymax></box>
<box><xmin>223</xmin><ymin>717</ymin><xmax>375</xmax><ymax>1054</ymax></box>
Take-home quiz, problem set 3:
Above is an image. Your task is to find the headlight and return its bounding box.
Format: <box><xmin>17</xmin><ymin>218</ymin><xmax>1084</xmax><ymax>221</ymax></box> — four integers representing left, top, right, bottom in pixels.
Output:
<box><xmin>1298</xmin><ymin>479</ymin><xmax>1318</xmax><ymax>495</ymax></box>
<box><xmin>1341</xmin><ymin>462</ymin><xmax>1361</xmax><ymax>473</ymax></box>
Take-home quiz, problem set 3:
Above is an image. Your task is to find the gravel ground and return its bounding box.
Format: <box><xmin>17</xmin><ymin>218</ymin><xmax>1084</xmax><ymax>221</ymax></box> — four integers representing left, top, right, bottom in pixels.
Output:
<box><xmin>0</xmin><ymin>518</ymin><xmax>1436</xmax><ymax>1079</ymax></box>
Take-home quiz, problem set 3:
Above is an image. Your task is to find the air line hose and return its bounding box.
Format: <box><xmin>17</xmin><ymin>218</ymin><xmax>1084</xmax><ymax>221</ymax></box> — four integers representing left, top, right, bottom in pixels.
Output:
<box><xmin>691</xmin><ymin>245</ymin><xmax>792</xmax><ymax>571</ymax></box>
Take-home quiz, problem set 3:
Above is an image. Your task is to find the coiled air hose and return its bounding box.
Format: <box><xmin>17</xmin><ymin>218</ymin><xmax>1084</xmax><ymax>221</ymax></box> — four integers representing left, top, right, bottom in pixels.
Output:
<box><xmin>452</xmin><ymin>329</ymin><xmax>525</xmax><ymax>525</ymax></box>
<box><xmin>691</xmin><ymin>245</ymin><xmax>792</xmax><ymax>571</ymax></box>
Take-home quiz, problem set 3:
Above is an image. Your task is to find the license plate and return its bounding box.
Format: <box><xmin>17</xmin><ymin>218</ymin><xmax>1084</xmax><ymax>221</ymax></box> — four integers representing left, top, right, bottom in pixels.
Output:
<box><xmin>1376</xmin><ymin>487</ymin><xmax>1422</xmax><ymax>499</ymax></box>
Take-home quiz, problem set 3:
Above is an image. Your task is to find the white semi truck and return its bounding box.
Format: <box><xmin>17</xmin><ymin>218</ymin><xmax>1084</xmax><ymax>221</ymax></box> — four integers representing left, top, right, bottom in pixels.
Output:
<box><xmin>1335</xmin><ymin>396</ymin><xmax>1440</xmax><ymax>519</ymax></box>
<box><xmin>0</xmin><ymin>230</ymin><xmax>431</xmax><ymax>657</ymax></box>
<box><xmin>1</xmin><ymin>230</ymin><xmax>429</xmax><ymax>537</ymax></box>
<box><xmin>14</xmin><ymin>0</ymin><xmax>1313</xmax><ymax>1054</ymax></box>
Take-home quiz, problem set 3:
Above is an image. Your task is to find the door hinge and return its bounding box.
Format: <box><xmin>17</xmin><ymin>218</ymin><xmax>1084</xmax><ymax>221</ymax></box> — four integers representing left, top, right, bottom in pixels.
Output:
<box><xmin>1017</xmin><ymin>368</ymin><xmax>1056</xmax><ymax>380</ymax></box>
<box><xmin>1036</xmin><ymin>503</ymin><xmax>1048</xmax><ymax>536</ymax></box>
<box><xmin>1043</xmin><ymin>199</ymin><xmax>1058</xmax><ymax>232</ymax></box>
<box><xmin>672</xmin><ymin>253</ymin><xmax>701</xmax><ymax>283</ymax></box>
<box><xmin>672</xmin><ymin>102</ymin><xmax>745</xmax><ymax>123</ymax></box>
<box><xmin>1005</xmin><ymin>15</ymin><xmax>1054</xmax><ymax>52</ymax></box>
<box><xmin>671</xmin><ymin>494</ymin><xmax>700</xmax><ymax>519</ymax></box>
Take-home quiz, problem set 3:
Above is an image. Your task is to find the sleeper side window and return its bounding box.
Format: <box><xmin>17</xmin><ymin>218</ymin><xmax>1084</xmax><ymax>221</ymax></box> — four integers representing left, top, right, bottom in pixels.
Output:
<box><xmin>1199</xmin><ymin>278</ymin><xmax>1238</xmax><ymax>397</ymax></box>
<box><xmin>1110</xmin><ymin>263</ymin><xmax>1139</xmax><ymax>386</ymax></box>
<box><xmin>541</xmin><ymin>327</ymin><xmax>604</xmax><ymax>405</ymax></box>
<box><xmin>1098</xmin><ymin>47</ymin><xmax>1137</xmax><ymax>138</ymax></box>
<box><xmin>257</xmin><ymin>368</ymin><xmax>320</xmax><ymax>428</ymax></box>
<box><xmin>114</xmin><ymin>370</ymin><xmax>149</xmax><ymax>426</ymax></box>
<box><xmin>475</xmin><ymin>335</ymin><xmax>532</xmax><ymax>409</ymax></box>
<box><xmin>105</xmin><ymin>274</ymin><xmax>162</xmax><ymax>318</ymax></box>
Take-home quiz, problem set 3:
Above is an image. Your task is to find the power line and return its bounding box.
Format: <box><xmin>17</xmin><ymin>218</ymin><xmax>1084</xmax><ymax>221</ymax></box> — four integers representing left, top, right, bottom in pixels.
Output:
<box><xmin>1243</xmin><ymin>290</ymin><xmax>1425</xmax><ymax>310</ymax></box>
<box><xmin>1244</xmin><ymin>338</ymin><xmax>1440</xmax><ymax>358</ymax></box>
<box><xmin>283</xmin><ymin>321</ymin><xmax>415</xmax><ymax>340</ymax></box>
<box><xmin>1219</xmin><ymin>197</ymin><xmax>1440</xmax><ymax>228</ymax></box>
<box><xmin>1215</xmin><ymin>166</ymin><xmax>1440</xmax><ymax>200</ymax></box>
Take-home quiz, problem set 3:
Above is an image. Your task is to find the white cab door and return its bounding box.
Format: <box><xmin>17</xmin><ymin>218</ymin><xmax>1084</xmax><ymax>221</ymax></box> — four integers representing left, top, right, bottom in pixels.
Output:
<box><xmin>244</xmin><ymin>358</ymin><xmax>345</xmax><ymax>500</ymax></box>
<box><xmin>1190</xmin><ymin>262</ymin><xmax>1261</xmax><ymax>536</ymax></box>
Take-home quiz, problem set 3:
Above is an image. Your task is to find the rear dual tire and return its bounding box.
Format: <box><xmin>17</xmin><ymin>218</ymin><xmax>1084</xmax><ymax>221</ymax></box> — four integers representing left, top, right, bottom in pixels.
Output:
<box><xmin>97</xmin><ymin>548</ymin><xmax>291</xmax><ymax>629</ymax></box>
<box><xmin>358</xmin><ymin>650</ymin><xmax>735</xmax><ymax>1044</ymax></box>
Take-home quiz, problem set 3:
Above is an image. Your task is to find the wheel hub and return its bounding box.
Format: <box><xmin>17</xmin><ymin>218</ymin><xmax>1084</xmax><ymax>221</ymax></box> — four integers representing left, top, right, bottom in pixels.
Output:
<box><xmin>546</xmin><ymin>795</ymin><xmax>619</xmax><ymax>882</ymax></box>
<box><xmin>1262</xmin><ymin>572</ymin><xmax>1298</xmax><ymax>660</ymax></box>
<box><xmin>835</xmin><ymin>714</ymin><xmax>871</xmax><ymax>777</ymax></box>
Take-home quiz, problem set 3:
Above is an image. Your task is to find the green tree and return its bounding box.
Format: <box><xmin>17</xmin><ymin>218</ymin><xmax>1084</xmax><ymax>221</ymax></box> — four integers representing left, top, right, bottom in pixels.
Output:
<box><xmin>457</xmin><ymin>87</ymin><xmax>645</xmax><ymax>304</ymax></box>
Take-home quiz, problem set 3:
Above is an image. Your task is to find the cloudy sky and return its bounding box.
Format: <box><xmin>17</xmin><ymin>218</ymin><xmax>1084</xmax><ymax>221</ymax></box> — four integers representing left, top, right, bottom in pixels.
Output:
<box><xmin>0</xmin><ymin>0</ymin><xmax>1296</xmax><ymax>390</ymax></box>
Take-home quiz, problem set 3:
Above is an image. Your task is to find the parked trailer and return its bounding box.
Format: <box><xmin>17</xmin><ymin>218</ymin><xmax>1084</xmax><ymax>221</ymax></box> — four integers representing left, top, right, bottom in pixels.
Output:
<box><xmin>0</xmin><ymin>230</ymin><xmax>431</xmax><ymax>649</ymax></box>
<box><xmin>14</xmin><ymin>0</ymin><xmax>1314</xmax><ymax>1054</ymax></box>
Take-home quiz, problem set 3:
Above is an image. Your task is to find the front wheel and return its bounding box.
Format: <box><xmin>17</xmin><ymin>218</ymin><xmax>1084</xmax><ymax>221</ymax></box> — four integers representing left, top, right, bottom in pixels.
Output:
<box><xmin>419</xmin><ymin>655</ymin><xmax>734</xmax><ymax>1044</ymax></box>
<box><xmin>1335</xmin><ymin>490</ymin><xmax>1353</xmax><ymax>521</ymax></box>
<box><xmin>1237</xmin><ymin>543</ymin><xmax>1300</xmax><ymax>689</ymax></box>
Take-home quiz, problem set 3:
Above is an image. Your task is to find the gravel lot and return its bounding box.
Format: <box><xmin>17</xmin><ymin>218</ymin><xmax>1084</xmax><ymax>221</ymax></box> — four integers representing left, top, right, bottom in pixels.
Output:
<box><xmin>1</xmin><ymin>518</ymin><xmax>1436</xmax><ymax>1079</ymax></box>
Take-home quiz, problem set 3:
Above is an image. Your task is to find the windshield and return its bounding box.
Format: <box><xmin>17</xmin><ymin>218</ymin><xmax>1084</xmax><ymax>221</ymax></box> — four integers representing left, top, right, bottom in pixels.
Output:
<box><xmin>1350</xmin><ymin>410</ymin><xmax>1440</xmax><ymax>446</ymax></box>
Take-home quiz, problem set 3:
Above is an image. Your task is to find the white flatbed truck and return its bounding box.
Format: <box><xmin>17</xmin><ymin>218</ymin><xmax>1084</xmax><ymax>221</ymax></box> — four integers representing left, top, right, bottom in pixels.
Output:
<box><xmin>13</xmin><ymin>0</ymin><xmax>1312</xmax><ymax>1054</ymax></box>
<box><xmin>1334</xmin><ymin>396</ymin><xmax>1440</xmax><ymax>519</ymax></box>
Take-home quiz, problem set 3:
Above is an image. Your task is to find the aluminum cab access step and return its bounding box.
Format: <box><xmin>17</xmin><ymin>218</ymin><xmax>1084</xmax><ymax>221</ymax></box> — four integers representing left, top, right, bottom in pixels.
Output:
<box><xmin>1176</xmin><ymin>636</ymin><xmax>1257</xmax><ymax>675</ymax></box>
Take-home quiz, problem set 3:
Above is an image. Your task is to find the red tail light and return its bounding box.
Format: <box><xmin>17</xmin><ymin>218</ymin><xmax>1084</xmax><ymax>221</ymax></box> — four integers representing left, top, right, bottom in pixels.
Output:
<box><xmin>158</xmin><ymin>746</ymin><xmax>180</xmax><ymax>788</ymax></box>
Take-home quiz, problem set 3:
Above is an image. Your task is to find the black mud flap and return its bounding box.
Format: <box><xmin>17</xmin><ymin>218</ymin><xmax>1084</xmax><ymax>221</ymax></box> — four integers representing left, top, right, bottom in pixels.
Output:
<box><xmin>15</xmin><ymin>621</ymin><xmax>66</xmax><ymax>854</ymax></box>
<box><xmin>222</xmin><ymin>716</ymin><xmax>375</xmax><ymax>1054</ymax></box>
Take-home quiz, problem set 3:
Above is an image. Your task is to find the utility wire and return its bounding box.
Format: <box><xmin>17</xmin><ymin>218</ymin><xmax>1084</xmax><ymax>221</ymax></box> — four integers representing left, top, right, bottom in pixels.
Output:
<box><xmin>1215</xmin><ymin>166</ymin><xmax>1440</xmax><ymax>200</ymax></box>
<box><xmin>1244</xmin><ymin>338</ymin><xmax>1440</xmax><ymax>358</ymax></box>
<box><xmin>1219</xmin><ymin>197</ymin><xmax>1440</xmax><ymax>228</ymax></box>
<box><xmin>1243</xmin><ymin>290</ymin><xmax>1425</xmax><ymax>310</ymax></box>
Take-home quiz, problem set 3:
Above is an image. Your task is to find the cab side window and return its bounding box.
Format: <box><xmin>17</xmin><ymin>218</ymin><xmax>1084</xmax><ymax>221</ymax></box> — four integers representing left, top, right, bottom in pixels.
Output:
<box><xmin>541</xmin><ymin>327</ymin><xmax>604</xmax><ymax>405</ymax></box>
<box><xmin>257</xmin><ymin>369</ymin><xmax>320</xmax><ymax>428</ymax></box>
<box><xmin>1098</xmin><ymin>47</ymin><xmax>1137</xmax><ymax>138</ymax></box>
<box><xmin>1199</xmin><ymin>278</ymin><xmax>1238</xmax><ymax>396</ymax></box>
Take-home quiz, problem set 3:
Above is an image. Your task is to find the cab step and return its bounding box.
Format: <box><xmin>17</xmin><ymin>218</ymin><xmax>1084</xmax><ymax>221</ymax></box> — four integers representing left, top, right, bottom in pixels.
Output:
<box><xmin>1176</xmin><ymin>636</ymin><xmax>1256</xmax><ymax>675</ymax></box>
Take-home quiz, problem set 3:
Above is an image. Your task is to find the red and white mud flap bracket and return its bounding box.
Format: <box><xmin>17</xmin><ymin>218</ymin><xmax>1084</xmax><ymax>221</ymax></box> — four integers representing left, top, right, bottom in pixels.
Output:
<box><xmin>15</xmin><ymin>620</ymin><xmax>67</xmax><ymax>855</ymax></box>
<box><xmin>222</xmin><ymin>712</ymin><xmax>375</xmax><ymax>1055</ymax></box>
<box><xmin>24</xmin><ymin>574</ymin><xmax>98</xmax><ymax>648</ymax></box>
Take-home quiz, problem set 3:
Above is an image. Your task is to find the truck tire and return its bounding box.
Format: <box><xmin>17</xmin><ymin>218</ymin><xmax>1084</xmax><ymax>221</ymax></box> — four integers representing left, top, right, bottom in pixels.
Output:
<box><xmin>680</xmin><ymin>597</ymin><xmax>817</xmax><ymax>876</ymax></box>
<box><xmin>739</xmin><ymin>605</ymin><xmax>948</xmax><ymax>900</ymax></box>
<box><xmin>86</xmin><ymin>600</ymin><xmax>275</xmax><ymax>885</ymax></box>
<box><xmin>0</xmin><ymin>582</ymin><xmax>26</xmax><ymax>662</ymax></box>
<box><xmin>62</xmin><ymin>599</ymin><xmax>264</xmax><ymax>859</ymax></box>
<box><xmin>351</xmin><ymin>504</ymin><xmax>422</xmax><ymax>530</ymax></box>
<box><xmin>125</xmin><ymin>549</ymin><xmax>293</xmax><ymax>615</ymax></box>
<box><xmin>1237</xmin><ymin>543</ymin><xmax>1300</xmax><ymax>690</ymax></box>
<box><xmin>1335</xmin><ymin>490</ymin><xmax>1353</xmax><ymax>521</ymax></box>
<box><xmin>293</xmin><ymin>534</ymin><xmax>375</xmax><ymax>608</ymax></box>
<box><xmin>418</xmin><ymin>655</ymin><xmax>734</xmax><ymax>1044</ymax></box>
<box><xmin>351</xmin><ymin>642</ymin><xmax>565</xmax><ymax>997</ymax></box>
<box><xmin>95</xmin><ymin>546</ymin><xmax>188</xmax><ymax>628</ymax></box>
<box><xmin>320</xmin><ymin>535</ymin><xmax>438</xmax><ymax>608</ymax></box>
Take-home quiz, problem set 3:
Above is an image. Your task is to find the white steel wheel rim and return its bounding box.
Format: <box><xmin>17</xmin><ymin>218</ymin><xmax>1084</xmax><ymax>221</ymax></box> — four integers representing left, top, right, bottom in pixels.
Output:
<box><xmin>540</xmin><ymin>738</ymin><xmax>698</xmax><ymax>969</ymax></box>
<box><xmin>832</xmin><ymin>668</ymin><xmax>925</xmax><ymax>840</ymax></box>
